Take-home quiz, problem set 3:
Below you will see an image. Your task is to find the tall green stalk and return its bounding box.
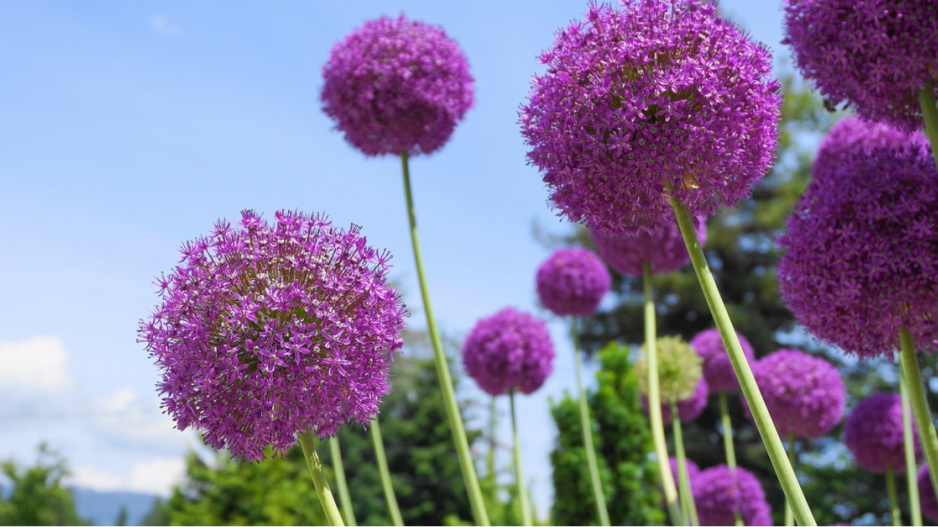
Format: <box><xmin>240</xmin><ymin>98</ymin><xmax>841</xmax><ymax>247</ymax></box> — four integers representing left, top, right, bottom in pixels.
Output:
<box><xmin>571</xmin><ymin>318</ymin><xmax>611</xmax><ymax>526</ymax></box>
<box><xmin>920</xmin><ymin>81</ymin><xmax>938</xmax><ymax>172</ymax></box>
<box><xmin>329</xmin><ymin>437</ymin><xmax>357</xmax><ymax>526</ymax></box>
<box><xmin>672</xmin><ymin>400</ymin><xmax>699</xmax><ymax>526</ymax></box>
<box><xmin>718</xmin><ymin>392</ymin><xmax>743</xmax><ymax>526</ymax></box>
<box><xmin>784</xmin><ymin>433</ymin><xmax>796</xmax><ymax>527</ymax></box>
<box><xmin>509</xmin><ymin>388</ymin><xmax>533</xmax><ymax>526</ymax></box>
<box><xmin>898</xmin><ymin>327</ymin><xmax>938</xmax><ymax>507</ymax></box>
<box><xmin>370</xmin><ymin>417</ymin><xmax>403</xmax><ymax>526</ymax></box>
<box><xmin>887</xmin><ymin>466</ymin><xmax>902</xmax><ymax>527</ymax></box>
<box><xmin>486</xmin><ymin>396</ymin><xmax>498</xmax><ymax>505</ymax></box>
<box><xmin>299</xmin><ymin>431</ymin><xmax>346</xmax><ymax>526</ymax></box>
<box><xmin>399</xmin><ymin>152</ymin><xmax>490</xmax><ymax>526</ymax></box>
<box><xmin>643</xmin><ymin>261</ymin><xmax>682</xmax><ymax>525</ymax></box>
<box><xmin>668</xmin><ymin>194</ymin><xmax>816</xmax><ymax>526</ymax></box>
<box><xmin>901</xmin><ymin>371</ymin><xmax>922</xmax><ymax>526</ymax></box>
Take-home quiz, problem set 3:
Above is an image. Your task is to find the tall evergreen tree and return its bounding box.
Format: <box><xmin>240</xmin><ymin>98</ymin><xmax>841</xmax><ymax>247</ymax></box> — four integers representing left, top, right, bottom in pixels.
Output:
<box><xmin>0</xmin><ymin>444</ymin><xmax>87</xmax><ymax>526</ymax></box>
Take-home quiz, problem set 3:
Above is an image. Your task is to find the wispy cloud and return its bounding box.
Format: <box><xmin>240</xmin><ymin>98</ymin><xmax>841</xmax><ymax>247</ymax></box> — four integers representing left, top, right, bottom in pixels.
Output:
<box><xmin>150</xmin><ymin>14</ymin><xmax>182</xmax><ymax>38</ymax></box>
<box><xmin>72</xmin><ymin>457</ymin><xmax>186</xmax><ymax>496</ymax></box>
<box><xmin>0</xmin><ymin>336</ymin><xmax>74</xmax><ymax>397</ymax></box>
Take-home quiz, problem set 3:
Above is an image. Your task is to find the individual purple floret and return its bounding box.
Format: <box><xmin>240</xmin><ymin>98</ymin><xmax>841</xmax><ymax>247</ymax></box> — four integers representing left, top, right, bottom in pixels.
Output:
<box><xmin>321</xmin><ymin>15</ymin><xmax>474</xmax><ymax>157</ymax></box>
<box><xmin>693</xmin><ymin>465</ymin><xmax>773</xmax><ymax>526</ymax></box>
<box><xmin>919</xmin><ymin>465</ymin><xmax>938</xmax><ymax>521</ymax></box>
<box><xmin>748</xmin><ymin>350</ymin><xmax>845</xmax><ymax>439</ymax></box>
<box><xmin>535</xmin><ymin>248</ymin><xmax>611</xmax><ymax>316</ymax></box>
<box><xmin>784</xmin><ymin>0</ymin><xmax>938</xmax><ymax>132</ymax></box>
<box><xmin>138</xmin><ymin>210</ymin><xmax>407</xmax><ymax>461</ymax></box>
<box><xmin>462</xmin><ymin>307</ymin><xmax>555</xmax><ymax>396</ymax></box>
<box><xmin>843</xmin><ymin>393</ymin><xmax>921</xmax><ymax>474</ymax></box>
<box><xmin>777</xmin><ymin>118</ymin><xmax>938</xmax><ymax>359</ymax></box>
<box><xmin>590</xmin><ymin>216</ymin><xmax>707</xmax><ymax>277</ymax></box>
<box><xmin>642</xmin><ymin>376</ymin><xmax>709</xmax><ymax>424</ymax></box>
<box><xmin>690</xmin><ymin>328</ymin><xmax>756</xmax><ymax>392</ymax></box>
<box><xmin>520</xmin><ymin>0</ymin><xmax>780</xmax><ymax>237</ymax></box>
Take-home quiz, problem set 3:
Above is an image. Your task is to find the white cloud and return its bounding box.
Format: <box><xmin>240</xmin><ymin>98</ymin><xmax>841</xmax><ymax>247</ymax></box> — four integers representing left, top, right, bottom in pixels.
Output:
<box><xmin>0</xmin><ymin>336</ymin><xmax>73</xmax><ymax>396</ymax></box>
<box><xmin>72</xmin><ymin>457</ymin><xmax>186</xmax><ymax>497</ymax></box>
<box><xmin>150</xmin><ymin>14</ymin><xmax>182</xmax><ymax>38</ymax></box>
<box><xmin>91</xmin><ymin>388</ymin><xmax>193</xmax><ymax>452</ymax></box>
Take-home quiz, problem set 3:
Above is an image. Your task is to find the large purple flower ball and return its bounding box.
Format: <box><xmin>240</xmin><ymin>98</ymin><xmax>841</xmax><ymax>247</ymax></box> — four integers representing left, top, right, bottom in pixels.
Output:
<box><xmin>748</xmin><ymin>350</ymin><xmax>845</xmax><ymax>439</ymax></box>
<box><xmin>693</xmin><ymin>465</ymin><xmax>773</xmax><ymax>526</ymax></box>
<box><xmin>535</xmin><ymin>248</ymin><xmax>611</xmax><ymax>316</ymax></box>
<box><xmin>322</xmin><ymin>16</ymin><xmax>474</xmax><ymax>157</ymax></box>
<box><xmin>843</xmin><ymin>393</ymin><xmax>921</xmax><ymax>474</ymax></box>
<box><xmin>590</xmin><ymin>215</ymin><xmax>707</xmax><ymax>277</ymax></box>
<box><xmin>777</xmin><ymin>117</ymin><xmax>938</xmax><ymax>359</ymax></box>
<box><xmin>138</xmin><ymin>211</ymin><xmax>407</xmax><ymax>461</ymax></box>
<box><xmin>521</xmin><ymin>0</ymin><xmax>780</xmax><ymax>237</ymax></box>
<box><xmin>462</xmin><ymin>308</ymin><xmax>555</xmax><ymax>396</ymax></box>
<box><xmin>642</xmin><ymin>376</ymin><xmax>709</xmax><ymax>424</ymax></box>
<box><xmin>670</xmin><ymin>456</ymin><xmax>701</xmax><ymax>485</ymax></box>
<box><xmin>919</xmin><ymin>465</ymin><xmax>938</xmax><ymax>521</ymax></box>
<box><xmin>690</xmin><ymin>328</ymin><xmax>756</xmax><ymax>392</ymax></box>
<box><xmin>784</xmin><ymin>0</ymin><xmax>938</xmax><ymax>132</ymax></box>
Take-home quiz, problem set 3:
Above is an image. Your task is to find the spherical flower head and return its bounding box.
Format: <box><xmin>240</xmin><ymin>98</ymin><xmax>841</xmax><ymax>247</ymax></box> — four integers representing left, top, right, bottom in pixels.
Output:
<box><xmin>918</xmin><ymin>465</ymin><xmax>938</xmax><ymax>521</ymax></box>
<box><xmin>670</xmin><ymin>456</ymin><xmax>700</xmax><ymax>486</ymax></box>
<box><xmin>520</xmin><ymin>0</ymin><xmax>781</xmax><ymax>237</ymax></box>
<box><xmin>642</xmin><ymin>375</ymin><xmax>709</xmax><ymax>423</ymax></box>
<box><xmin>693</xmin><ymin>465</ymin><xmax>773</xmax><ymax>526</ymax></box>
<box><xmin>321</xmin><ymin>15</ymin><xmax>474</xmax><ymax>157</ymax></box>
<box><xmin>690</xmin><ymin>327</ymin><xmax>756</xmax><ymax>392</ymax></box>
<box><xmin>747</xmin><ymin>349</ymin><xmax>845</xmax><ymax>439</ymax></box>
<box><xmin>777</xmin><ymin>118</ymin><xmax>938</xmax><ymax>359</ymax></box>
<box><xmin>635</xmin><ymin>336</ymin><xmax>703</xmax><ymax>403</ymax></box>
<box><xmin>783</xmin><ymin>0</ymin><xmax>938</xmax><ymax>132</ymax></box>
<box><xmin>138</xmin><ymin>210</ymin><xmax>407</xmax><ymax>461</ymax></box>
<box><xmin>590</xmin><ymin>215</ymin><xmax>707</xmax><ymax>276</ymax></box>
<box><xmin>843</xmin><ymin>393</ymin><xmax>921</xmax><ymax>474</ymax></box>
<box><xmin>535</xmin><ymin>248</ymin><xmax>611</xmax><ymax>316</ymax></box>
<box><xmin>462</xmin><ymin>307</ymin><xmax>555</xmax><ymax>396</ymax></box>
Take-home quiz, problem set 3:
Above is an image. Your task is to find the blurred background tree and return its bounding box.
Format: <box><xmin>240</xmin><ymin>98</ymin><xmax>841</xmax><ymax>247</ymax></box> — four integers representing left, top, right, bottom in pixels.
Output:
<box><xmin>0</xmin><ymin>443</ymin><xmax>87</xmax><ymax>526</ymax></box>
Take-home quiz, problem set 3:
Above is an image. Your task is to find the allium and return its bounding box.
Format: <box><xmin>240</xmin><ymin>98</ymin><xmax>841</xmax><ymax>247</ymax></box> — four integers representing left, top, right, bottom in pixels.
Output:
<box><xmin>670</xmin><ymin>456</ymin><xmax>700</xmax><ymax>486</ymax></box>
<box><xmin>462</xmin><ymin>307</ymin><xmax>555</xmax><ymax>396</ymax></box>
<box><xmin>635</xmin><ymin>336</ymin><xmax>703</xmax><ymax>403</ymax></box>
<box><xmin>748</xmin><ymin>350</ymin><xmax>845</xmax><ymax>439</ymax></box>
<box><xmin>535</xmin><ymin>248</ymin><xmax>611</xmax><ymax>316</ymax></box>
<box><xmin>642</xmin><ymin>376</ymin><xmax>709</xmax><ymax>423</ymax></box>
<box><xmin>520</xmin><ymin>0</ymin><xmax>780</xmax><ymax>236</ymax></box>
<box><xmin>693</xmin><ymin>465</ymin><xmax>773</xmax><ymax>526</ymax></box>
<box><xmin>843</xmin><ymin>393</ymin><xmax>920</xmax><ymax>474</ymax></box>
<box><xmin>784</xmin><ymin>0</ymin><xmax>938</xmax><ymax>132</ymax></box>
<box><xmin>777</xmin><ymin>118</ymin><xmax>938</xmax><ymax>358</ymax></box>
<box><xmin>919</xmin><ymin>465</ymin><xmax>938</xmax><ymax>521</ymax></box>
<box><xmin>690</xmin><ymin>327</ymin><xmax>756</xmax><ymax>392</ymax></box>
<box><xmin>138</xmin><ymin>210</ymin><xmax>407</xmax><ymax>461</ymax></box>
<box><xmin>321</xmin><ymin>16</ymin><xmax>474</xmax><ymax>157</ymax></box>
<box><xmin>590</xmin><ymin>215</ymin><xmax>707</xmax><ymax>276</ymax></box>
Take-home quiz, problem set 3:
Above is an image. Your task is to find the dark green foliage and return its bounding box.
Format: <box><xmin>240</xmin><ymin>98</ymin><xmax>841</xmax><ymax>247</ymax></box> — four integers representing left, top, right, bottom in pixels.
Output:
<box><xmin>0</xmin><ymin>444</ymin><xmax>87</xmax><ymax>526</ymax></box>
<box><xmin>549</xmin><ymin>341</ymin><xmax>663</xmax><ymax>525</ymax></box>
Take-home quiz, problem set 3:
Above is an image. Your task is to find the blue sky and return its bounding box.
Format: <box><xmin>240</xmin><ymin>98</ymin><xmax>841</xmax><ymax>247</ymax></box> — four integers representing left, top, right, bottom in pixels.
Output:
<box><xmin>0</xmin><ymin>0</ymin><xmax>789</xmax><ymax>515</ymax></box>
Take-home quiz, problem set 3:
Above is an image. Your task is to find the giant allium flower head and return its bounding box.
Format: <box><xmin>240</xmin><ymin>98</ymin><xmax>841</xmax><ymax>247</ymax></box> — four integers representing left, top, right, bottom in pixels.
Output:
<box><xmin>690</xmin><ymin>327</ymin><xmax>756</xmax><ymax>392</ymax></box>
<box><xmin>918</xmin><ymin>465</ymin><xmax>938</xmax><ymax>521</ymax></box>
<box><xmin>536</xmin><ymin>248</ymin><xmax>611</xmax><ymax>316</ymax></box>
<box><xmin>777</xmin><ymin>118</ymin><xmax>938</xmax><ymax>359</ymax></box>
<box><xmin>784</xmin><ymin>0</ymin><xmax>938</xmax><ymax>132</ymax></box>
<box><xmin>843</xmin><ymin>393</ymin><xmax>921</xmax><ymax>474</ymax></box>
<box><xmin>642</xmin><ymin>375</ymin><xmax>709</xmax><ymax>423</ymax></box>
<box><xmin>321</xmin><ymin>15</ymin><xmax>474</xmax><ymax>157</ymax></box>
<box><xmin>693</xmin><ymin>465</ymin><xmax>773</xmax><ymax>526</ymax></box>
<box><xmin>590</xmin><ymin>215</ymin><xmax>707</xmax><ymax>276</ymax></box>
<box><xmin>138</xmin><ymin>210</ymin><xmax>407</xmax><ymax>461</ymax></box>
<box><xmin>670</xmin><ymin>456</ymin><xmax>700</xmax><ymax>486</ymax></box>
<box><xmin>462</xmin><ymin>307</ymin><xmax>555</xmax><ymax>396</ymax></box>
<box><xmin>635</xmin><ymin>336</ymin><xmax>703</xmax><ymax>403</ymax></box>
<box><xmin>748</xmin><ymin>349</ymin><xmax>845</xmax><ymax>439</ymax></box>
<box><xmin>520</xmin><ymin>0</ymin><xmax>781</xmax><ymax>237</ymax></box>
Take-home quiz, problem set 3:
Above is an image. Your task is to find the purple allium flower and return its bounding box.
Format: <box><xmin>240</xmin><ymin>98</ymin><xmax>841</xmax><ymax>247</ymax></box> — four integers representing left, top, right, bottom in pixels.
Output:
<box><xmin>462</xmin><ymin>308</ymin><xmax>555</xmax><ymax>396</ymax></box>
<box><xmin>520</xmin><ymin>0</ymin><xmax>781</xmax><ymax>237</ymax></box>
<box><xmin>748</xmin><ymin>350</ymin><xmax>845</xmax><ymax>439</ymax></box>
<box><xmin>690</xmin><ymin>327</ymin><xmax>756</xmax><ymax>392</ymax></box>
<box><xmin>642</xmin><ymin>376</ymin><xmax>709</xmax><ymax>424</ymax></box>
<box><xmin>138</xmin><ymin>210</ymin><xmax>407</xmax><ymax>461</ymax></box>
<box><xmin>535</xmin><ymin>248</ymin><xmax>611</xmax><ymax>316</ymax></box>
<box><xmin>843</xmin><ymin>393</ymin><xmax>921</xmax><ymax>474</ymax></box>
<box><xmin>777</xmin><ymin>118</ymin><xmax>938</xmax><ymax>359</ymax></box>
<box><xmin>918</xmin><ymin>465</ymin><xmax>938</xmax><ymax>521</ymax></box>
<box><xmin>783</xmin><ymin>0</ymin><xmax>938</xmax><ymax>132</ymax></box>
<box><xmin>590</xmin><ymin>215</ymin><xmax>707</xmax><ymax>277</ymax></box>
<box><xmin>321</xmin><ymin>16</ymin><xmax>474</xmax><ymax>157</ymax></box>
<box><xmin>693</xmin><ymin>465</ymin><xmax>773</xmax><ymax>526</ymax></box>
<box><xmin>670</xmin><ymin>456</ymin><xmax>700</xmax><ymax>487</ymax></box>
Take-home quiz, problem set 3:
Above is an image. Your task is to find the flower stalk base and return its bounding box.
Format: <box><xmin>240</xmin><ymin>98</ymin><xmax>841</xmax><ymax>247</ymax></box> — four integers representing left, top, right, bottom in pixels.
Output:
<box><xmin>299</xmin><ymin>431</ymin><xmax>346</xmax><ymax>526</ymax></box>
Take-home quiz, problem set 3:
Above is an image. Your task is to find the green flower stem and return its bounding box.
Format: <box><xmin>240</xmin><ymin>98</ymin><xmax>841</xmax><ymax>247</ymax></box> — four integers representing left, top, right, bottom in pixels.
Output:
<box><xmin>718</xmin><ymin>392</ymin><xmax>743</xmax><ymax>527</ymax></box>
<box><xmin>298</xmin><ymin>431</ymin><xmax>346</xmax><ymax>526</ymax></box>
<box><xmin>672</xmin><ymin>399</ymin><xmax>699</xmax><ymax>526</ymax></box>
<box><xmin>919</xmin><ymin>81</ymin><xmax>938</xmax><ymax>173</ymax></box>
<box><xmin>329</xmin><ymin>437</ymin><xmax>357</xmax><ymax>526</ymax></box>
<box><xmin>901</xmin><ymin>371</ymin><xmax>922</xmax><ymax>526</ymax></box>
<box><xmin>370</xmin><ymin>417</ymin><xmax>404</xmax><ymax>526</ymax></box>
<box><xmin>400</xmin><ymin>152</ymin><xmax>490</xmax><ymax>526</ymax></box>
<box><xmin>898</xmin><ymin>327</ymin><xmax>938</xmax><ymax>508</ymax></box>
<box><xmin>667</xmin><ymin>193</ymin><xmax>816</xmax><ymax>527</ymax></box>
<box><xmin>509</xmin><ymin>388</ymin><xmax>533</xmax><ymax>526</ymax></box>
<box><xmin>571</xmin><ymin>317</ymin><xmax>611</xmax><ymax>526</ymax></box>
<box><xmin>887</xmin><ymin>466</ymin><xmax>902</xmax><ymax>527</ymax></box>
<box><xmin>784</xmin><ymin>433</ymin><xmax>796</xmax><ymax>527</ymax></box>
<box><xmin>643</xmin><ymin>261</ymin><xmax>683</xmax><ymax>525</ymax></box>
<box><xmin>486</xmin><ymin>396</ymin><xmax>498</xmax><ymax>503</ymax></box>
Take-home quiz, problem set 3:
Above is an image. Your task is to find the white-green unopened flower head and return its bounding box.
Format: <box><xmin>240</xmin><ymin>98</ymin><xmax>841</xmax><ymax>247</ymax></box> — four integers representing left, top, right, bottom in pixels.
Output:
<box><xmin>635</xmin><ymin>336</ymin><xmax>703</xmax><ymax>403</ymax></box>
